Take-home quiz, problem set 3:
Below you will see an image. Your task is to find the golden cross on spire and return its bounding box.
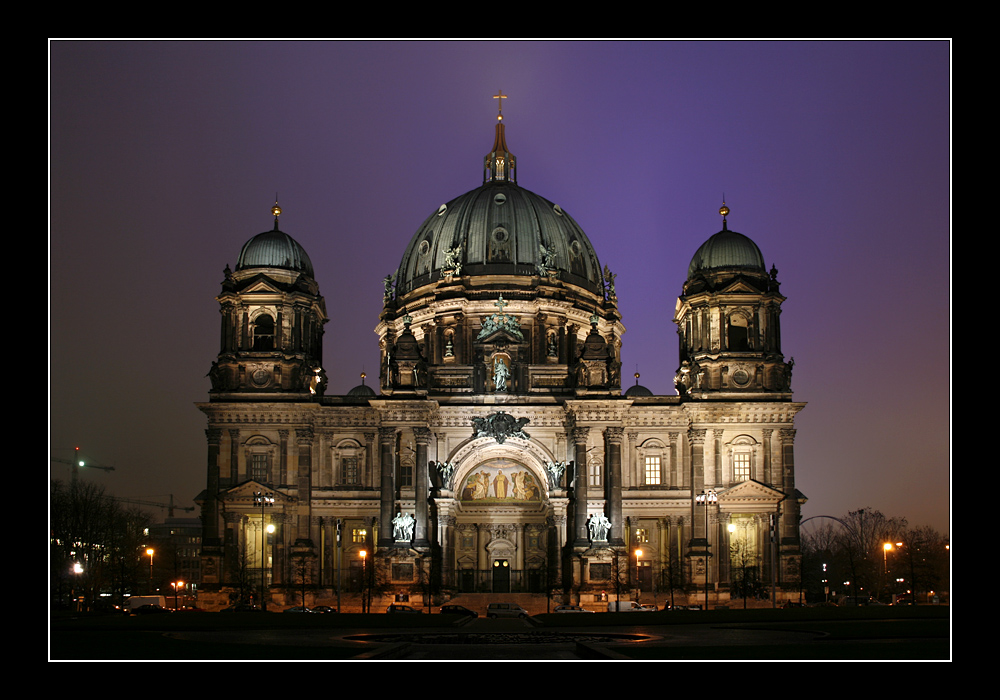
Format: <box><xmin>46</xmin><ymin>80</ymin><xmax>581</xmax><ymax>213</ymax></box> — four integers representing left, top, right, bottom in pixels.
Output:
<box><xmin>493</xmin><ymin>89</ymin><xmax>508</xmax><ymax>120</ymax></box>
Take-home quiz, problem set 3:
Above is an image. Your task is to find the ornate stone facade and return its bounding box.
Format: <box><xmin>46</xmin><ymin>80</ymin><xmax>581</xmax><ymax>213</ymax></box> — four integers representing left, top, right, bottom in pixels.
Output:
<box><xmin>197</xmin><ymin>117</ymin><xmax>806</xmax><ymax>608</ymax></box>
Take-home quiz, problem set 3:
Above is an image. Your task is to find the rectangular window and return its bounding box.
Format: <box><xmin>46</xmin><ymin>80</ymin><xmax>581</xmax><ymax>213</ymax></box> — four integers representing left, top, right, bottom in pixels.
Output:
<box><xmin>352</xmin><ymin>527</ymin><xmax>368</xmax><ymax>544</ymax></box>
<box><xmin>644</xmin><ymin>456</ymin><xmax>661</xmax><ymax>485</ymax></box>
<box><xmin>342</xmin><ymin>457</ymin><xmax>359</xmax><ymax>485</ymax></box>
<box><xmin>250</xmin><ymin>454</ymin><xmax>268</xmax><ymax>482</ymax></box>
<box><xmin>589</xmin><ymin>461</ymin><xmax>602</xmax><ymax>487</ymax></box>
<box><xmin>733</xmin><ymin>453</ymin><xmax>751</xmax><ymax>482</ymax></box>
<box><xmin>399</xmin><ymin>462</ymin><xmax>413</xmax><ymax>487</ymax></box>
<box><xmin>634</xmin><ymin>528</ymin><xmax>648</xmax><ymax>544</ymax></box>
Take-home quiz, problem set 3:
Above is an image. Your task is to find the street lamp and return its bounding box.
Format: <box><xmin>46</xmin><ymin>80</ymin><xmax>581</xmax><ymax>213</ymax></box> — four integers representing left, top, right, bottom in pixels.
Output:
<box><xmin>171</xmin><ymin>580</ymin><xmax>184</xmax><ymax>610</ymax></box>
<box><xmin>253</xmin><ymin>491</ymin><xmax>274</xmax><ymax>611</ymax></box>
<box><xmin>146</xmin><ymin>548</ymin><xmax>155</xmax><ymax>593</ymax></box>
<box><xmin>695</xmin><ymin>489</ymin><xmax>717</xmax><ymax>610</ymax></box>
<box><xmin>360</xmin><ymin>550</ymin><xmax>368</xmax><ymax>613</ymax></box>
<box><xmin>634</xmin><ymin>548</ymin><xmax>643</xmax><ymax>602</ymax></box>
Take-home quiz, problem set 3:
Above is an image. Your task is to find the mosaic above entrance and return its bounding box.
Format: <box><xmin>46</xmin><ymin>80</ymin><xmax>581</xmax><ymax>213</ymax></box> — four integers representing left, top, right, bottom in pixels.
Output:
<box><xmin>460</xmin><ymin>459</ymin><xmax>541</xmax><ymax>503</ymax></box>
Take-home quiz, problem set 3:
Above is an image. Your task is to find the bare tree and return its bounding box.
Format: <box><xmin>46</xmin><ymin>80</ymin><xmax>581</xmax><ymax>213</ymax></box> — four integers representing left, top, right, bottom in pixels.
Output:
<box><xmin>896</xmin><ymin>525</ymin><xmax>949</xmax><ymax>604</ymax></box>
<box><xmin>838</xmin><ymin>508</ymin><xmax>907</xmax><ymax>602</ymax></box>
<box><xmin>50</xmin><ymin>480</ymin><xmax>151</xmax><ymax>611</ymax></box>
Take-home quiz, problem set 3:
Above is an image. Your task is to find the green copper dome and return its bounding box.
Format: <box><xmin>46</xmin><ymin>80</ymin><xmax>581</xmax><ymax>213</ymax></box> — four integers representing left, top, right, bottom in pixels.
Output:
<box><xmin>687</xmin><ymin>227</ymin><xmax>765</xmax><ymax>279</ymax></box>
<box><xmin>395</xmin><ymin>181</ymin><xmax>603</xmax><ymax>296</ymax></box>
<box><xmin>236</xmin><ymin>225</ymin><xmax>315</xmax><ymax>278</ymax></box>
<box><xmin>394</xmin><ymin>118</ymin><xmax>603</xmax><ymax>297</ymax></box>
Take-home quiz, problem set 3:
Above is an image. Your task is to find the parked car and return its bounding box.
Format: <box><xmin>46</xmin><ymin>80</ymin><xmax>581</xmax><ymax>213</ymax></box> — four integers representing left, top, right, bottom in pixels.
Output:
<box><xmin>553</xmin><ymin>604</ymin><xmax>594</xmax><ymax>613</ymax></box>
<box><xmin>385</xmin><ymin>604</ymin><xmax>422</xmax><ymax>614</ymax></box>
<box><xmin>440</xmin><ymin>604</ymin><xmax>478</xmax><ymax>617</ymax></box>
<box><xmin>311</xmin><ymin>605</ymin><xmax>337</xmax><ymax>613</ymax></box>
<box><xmin>486</xmin><ymin>602</ymin><xmax>529</xmax><ymax>619</ymax></box>
<box><xmin>132</xmin><ymin>604</ymin><xmax>170</xmax><ymax>615</ymax></box>
<box><xmin>220</xmin><ymin>603</ymin><xmax>258</xmax><ymax>612</ymax></box>
<box><xmin>284</xmin><ymin>606</ymin><xmax>314</xmax><ymax>613</ymax></box>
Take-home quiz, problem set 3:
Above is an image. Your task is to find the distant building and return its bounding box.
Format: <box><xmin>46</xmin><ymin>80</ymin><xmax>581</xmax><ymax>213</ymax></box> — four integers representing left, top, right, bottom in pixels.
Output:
<box><xmin>196</xmin><ymin>108</ymin><xmax>805</xmax><ymax>607</ymax></box>
<box><xmin>148</xmin><ymin>517</ymin><xmax>203</xmax><ymax>592</ymax></box>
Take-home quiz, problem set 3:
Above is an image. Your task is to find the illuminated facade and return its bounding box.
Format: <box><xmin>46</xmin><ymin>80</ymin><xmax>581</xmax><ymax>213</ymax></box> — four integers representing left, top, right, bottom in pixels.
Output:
<box><xmin>196</xmin><ymin>111</ymin><xmax>806</xmax><ymax>608</ymax></box>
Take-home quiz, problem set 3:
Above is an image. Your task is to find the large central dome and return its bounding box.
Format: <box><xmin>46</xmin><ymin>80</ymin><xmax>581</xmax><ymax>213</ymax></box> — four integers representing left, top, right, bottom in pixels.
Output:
<box><xmin>395</xmin><ymin>180</ymin><xmax>603</xmax><ymax>297</ymax></box>
<box><xmin>394</xmin><ymin>115</ymin><xmax>602</xmax><ymax>298</ymax></box>
<box><xmin>377</xmin><ymin>112</ymin><xmax>623</xmax><ymax>398</ymax></box>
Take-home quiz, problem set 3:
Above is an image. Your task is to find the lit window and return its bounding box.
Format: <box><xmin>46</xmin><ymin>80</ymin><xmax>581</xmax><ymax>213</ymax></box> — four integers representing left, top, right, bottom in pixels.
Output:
<box><xmin>352</xmin><ymin>528</ymin><xmax>367</xmax><ymax>544</ymax></box>
<box><xmin>733</xmin><ymin>453</ymin><xmax>750</xmax><ymax>482</ymax></box>
<box><xmin>634</xmin><ymin>528</ymin><xmax>648</xmax><ymax>544</ymax></box>
<box><xmin>644</xmin><ymin>456</ymin><xmax>661</xmax><ymax>485</ymax></box>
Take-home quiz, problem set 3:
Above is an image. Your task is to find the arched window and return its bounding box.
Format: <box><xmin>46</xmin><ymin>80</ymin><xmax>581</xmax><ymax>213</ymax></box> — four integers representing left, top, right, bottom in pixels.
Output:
<box><xmin>727</xmin><ymin>312</ymin><xmax>750</xmax><ymax>351</ymax></box>
<box><xmin>252</xmin><ymin>313</ymin><xmax>275</xmax><ymax>351</ymax></box>
<box><xmin>727</xmin><ymin>435</ymin><xmax>758</xmax><ymax>484</ymax></box>
<box><xmin>638</xmin><ymin>438</ymin><xmax>667</xmax><ymax>486</ymax></box>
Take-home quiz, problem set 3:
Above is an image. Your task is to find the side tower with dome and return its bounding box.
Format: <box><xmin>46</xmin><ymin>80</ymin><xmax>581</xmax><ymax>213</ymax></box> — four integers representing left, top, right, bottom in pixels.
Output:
<box><xmin>196</xmin><ymin>103</ymin><xmax>805</xmax><ymax>611</ymax></box>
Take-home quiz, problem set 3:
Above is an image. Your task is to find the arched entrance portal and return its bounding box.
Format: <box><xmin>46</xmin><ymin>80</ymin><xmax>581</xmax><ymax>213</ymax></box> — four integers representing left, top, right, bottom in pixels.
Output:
<box><xmin>444</xmin><ymin>449</ymin><xmax>563</xmax><ymax>594</ymax></box>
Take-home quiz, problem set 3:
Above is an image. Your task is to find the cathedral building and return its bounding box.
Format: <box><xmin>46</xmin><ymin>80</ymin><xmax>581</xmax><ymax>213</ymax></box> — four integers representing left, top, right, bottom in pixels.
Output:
<box><xmin>196</xmin><ymin>106</ymin><xmax>806</xmax><ymax>608</ymax></box>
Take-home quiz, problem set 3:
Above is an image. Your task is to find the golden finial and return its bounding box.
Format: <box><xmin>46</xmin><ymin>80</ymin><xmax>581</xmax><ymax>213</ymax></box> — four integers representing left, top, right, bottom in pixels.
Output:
<box><xmin>271</xmin><ymin>194</ymin><xmax>282</xmax><ymax>220</ymax></box>
<box><xmin>493</xmin><ymin>89</ymin><xmax>508</xmax><ymax>121</ymax></box>
<box><xmin>635</xmin><ymin>372</ymin><xmax>641</xmax><ymax>381</ymax></box>
<box><xmin>719</xmin><ymin>195</ymin><xmax>729</xmax><ymax>221</ymax></box>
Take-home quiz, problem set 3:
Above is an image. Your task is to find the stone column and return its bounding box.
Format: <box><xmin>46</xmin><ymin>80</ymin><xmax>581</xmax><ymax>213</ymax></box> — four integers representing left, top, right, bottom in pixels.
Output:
<box><xmin>227</xmin><ymin>428</ymin><xmax>240</xmax><ymax>486</ymax></box>
<box><xmin>364</xmin><ymin>432</ymin><xmax>375</xmax><ymax>488</ymax></box>
<box><xmin>689</xmin><ymin>429</ymin><xmax>706</xmax><ymax>536</ymax></box>
<box><xmin>605</xmin><ymin>427</ymin><xmax>624</xmax><ymax>545</ymax></box>
<box><xmin>413</xmin><ymin>427</ymin><xmax>431</xmax><ymax>548</ymax></box>
<box><xmin>762</xmin><ymin>429</ymin><xmax>773</xmax><ymax>487</ymax></box>
<box><xmin>572</xmin><ymin>426</ymin><xmax>590</xmax><ymax>547</ymax></box>
<box><xmin>295</xmin><ymin>428</ymin><xmax>314</xmax><ymax>541</ymax></box>
<box><xmin>204</xmin><ymin>429</ymin><xmax>222</xmax><ymax>541</ymax></box>
<box><xmin>779</xmin><ymin>428</ymin><xmax>800</xmax><ymax>545</ymax></box>
<box><xmin>378</xmin><ymin>427</ymin><xmax>396</xmax><ymax>546</ymax></box>
<box><xmin>278</xmin><ymin>429</ymin><xmax>289</xmax><ymax>485</ymax></box>
<box><xmin>712</xmin><ymin>429</ymin><xmax>724</xmax><ymax>485</ymax></box>
<box><xmin>626</xmin><ymin>431</ymin><xmax>638</xmax><ymax>489</ymax></box>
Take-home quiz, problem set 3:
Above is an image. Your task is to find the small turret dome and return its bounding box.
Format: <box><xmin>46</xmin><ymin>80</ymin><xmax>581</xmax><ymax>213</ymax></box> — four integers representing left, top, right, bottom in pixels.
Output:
<box><xmin>687</xmin><ymin>229</ymin><xmax>765</xmax><ymax>278</ymax></box>
<box><xmin>687</xmin><ymin>203</ymin><xmax>765</xmax><ymax>279</ymax></box>
<box><xmin>236</xmin><ymin>212</ymin><xmax>315</xmax><ymax>278</ymax></box>
<box><xmin>347</xmin><ymin>372</ymin><xmax>377</xmax><ymax>397</ymax></box>
<box><xmin>624</xmin><ymin>372</ymin><xmax>653</xmax><ymax>397</ymax></box>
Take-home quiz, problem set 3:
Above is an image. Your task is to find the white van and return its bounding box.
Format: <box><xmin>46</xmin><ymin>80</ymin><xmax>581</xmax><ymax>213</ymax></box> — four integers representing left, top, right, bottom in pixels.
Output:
<box><xmin>486</xmin><ymin>602</ymin><xmax>529</xmax><ymax>618</ymax></box>
<box><xmin>607</xmin><ymin>600</ymin><xmax>643</xmax><ymax>612</ymax></box>
<box><xmin>125</xmin><ymin>595</ymin><xmax>167</xmax><ymax>612</ymax></box>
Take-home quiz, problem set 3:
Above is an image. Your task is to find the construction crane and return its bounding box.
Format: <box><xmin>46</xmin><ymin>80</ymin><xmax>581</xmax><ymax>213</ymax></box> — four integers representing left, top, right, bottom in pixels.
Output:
<box><xmin>51</xmin><ymin>447</ymin><xmax>115</xmax><ymax>487</ymax></box>
<box><xmin>113</xmin><ymin>495</ymin><xmax>194</xmax><ymax>518</ymax></box>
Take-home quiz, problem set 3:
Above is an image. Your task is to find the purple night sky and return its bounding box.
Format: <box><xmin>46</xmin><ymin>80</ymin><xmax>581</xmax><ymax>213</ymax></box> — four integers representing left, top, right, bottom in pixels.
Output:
<box><xmin>49</xmin><ymin>41</ymin><xmax>950</xmax><ymax>534</ymax></box>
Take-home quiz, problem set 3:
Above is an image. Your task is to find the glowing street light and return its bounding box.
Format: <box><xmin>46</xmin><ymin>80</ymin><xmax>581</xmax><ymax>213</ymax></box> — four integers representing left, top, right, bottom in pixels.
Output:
<box><xmin>146</xmin><ymin>548</ymin><xmax>155</xmax><ymax>592</ymax></box>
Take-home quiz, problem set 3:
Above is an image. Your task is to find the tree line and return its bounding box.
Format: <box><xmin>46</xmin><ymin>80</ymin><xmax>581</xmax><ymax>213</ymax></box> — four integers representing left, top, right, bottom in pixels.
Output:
<box><xmin>800</xmin><ymin>507</ymin><xmax>949</xmax><ymax>605</ymax></box>
<box><xmin>51</xmin><ymin>480</ymin><xmax>152</xmax><ymax>611</ymax></box>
